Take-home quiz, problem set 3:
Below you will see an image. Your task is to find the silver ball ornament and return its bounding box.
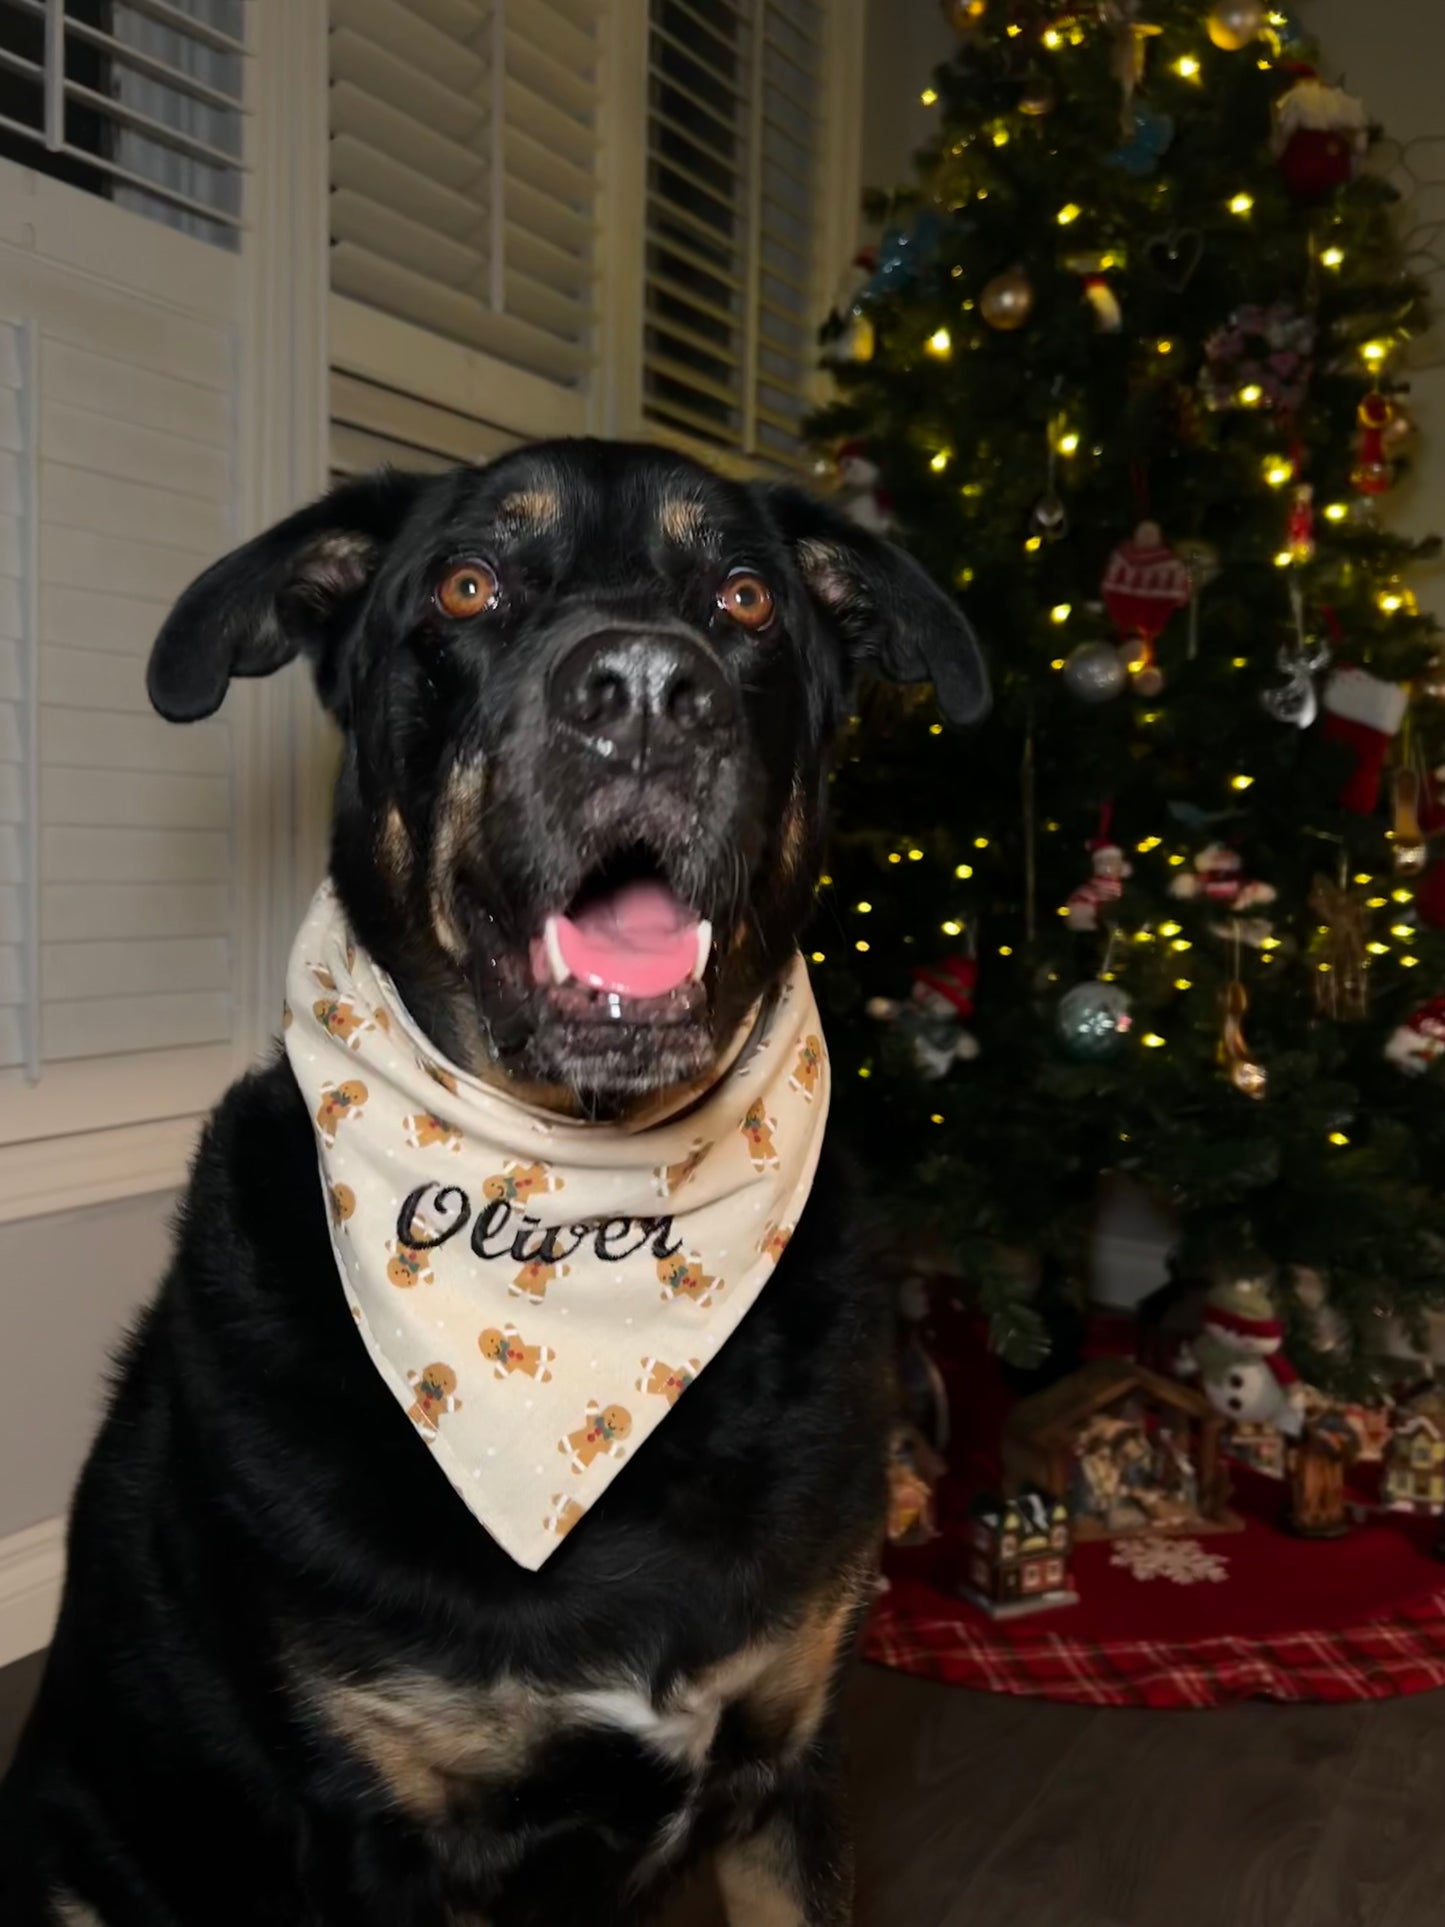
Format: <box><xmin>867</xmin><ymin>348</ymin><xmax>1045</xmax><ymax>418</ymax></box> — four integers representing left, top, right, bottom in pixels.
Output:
<box><xmin>1057</xmin><ymin>982</ymin><xmax>1134</xmax><ymax>1061</ymax></box>
<box><xmin>980</xmin><ymin>267</ymin><xmax>1035</xmax><ymax>331</ymax></box>
<box><xmin>1062</xmin><ymin>641</ymin><xmax>1128</xmax><ymax>703</ymax></box>
<box><xmin>1207</xmin><ymin>0</ymin><xmax>1265</xmax><ymax>50</ymax></box>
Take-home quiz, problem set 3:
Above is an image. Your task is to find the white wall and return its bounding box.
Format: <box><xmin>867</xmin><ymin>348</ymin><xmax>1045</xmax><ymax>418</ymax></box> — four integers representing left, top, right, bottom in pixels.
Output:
<box><xmin>0</xmin><ymin>1193</ymin><xmax>175</xmax><ymax>1540</ymax></box>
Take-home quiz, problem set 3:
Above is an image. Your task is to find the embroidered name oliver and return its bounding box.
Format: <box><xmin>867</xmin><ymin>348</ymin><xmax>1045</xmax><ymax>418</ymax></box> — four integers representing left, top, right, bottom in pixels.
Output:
<box><xmin>397</xmin><ymin>1182</ymin><xmax>685</xmax><ymax>1265</ymax></box>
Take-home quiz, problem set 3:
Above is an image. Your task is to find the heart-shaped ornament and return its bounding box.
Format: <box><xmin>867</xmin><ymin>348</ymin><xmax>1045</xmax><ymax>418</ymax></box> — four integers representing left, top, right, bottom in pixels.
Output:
<box><xmin>1144</xmin><ymin>228</ymin><xmax>1203</xmax><ymax>293</ymax></box>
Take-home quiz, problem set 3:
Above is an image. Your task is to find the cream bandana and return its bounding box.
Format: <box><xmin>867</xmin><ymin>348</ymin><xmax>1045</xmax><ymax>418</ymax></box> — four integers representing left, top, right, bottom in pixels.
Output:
<box><xmin>284</xmin><ymin>883</ymin><xmax>830</xmax><ymax>1571</ymax></box>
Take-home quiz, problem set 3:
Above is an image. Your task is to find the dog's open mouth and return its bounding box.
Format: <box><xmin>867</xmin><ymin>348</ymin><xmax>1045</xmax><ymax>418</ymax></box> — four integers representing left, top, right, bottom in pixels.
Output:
<box><xmin>528</xmin><ymin>845</ymin><xmax>712</xmax><ymax>1020</ymax></box>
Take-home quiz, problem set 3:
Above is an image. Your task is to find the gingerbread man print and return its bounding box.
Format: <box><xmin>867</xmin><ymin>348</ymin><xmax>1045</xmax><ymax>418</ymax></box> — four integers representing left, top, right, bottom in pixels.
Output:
<box><xmin>386</xmin><ymin>1240</ymin><xmax>434</xmax><ymax>1291</ymax></box>
<box><xmin>483</xmin><ymin>1160</ymin><xmax>563</xmax><ymax>1206</ymax></box>
<box><xmin>558</xmin><ymin>1401</ymin><xmax>633</xmax><ymax>1474</ymax></box>
<box><xmin>510</xmin><ymin>1259</ymin><xmax>570</xmax><ymax>1305</ymax></box>
<box><xmin>406</xmin><ymin>1363</ymin><xmax>462</xmax><ymax>1439</ymax></box>
<box><xmin>788</xmin><ymin>1033</ymin><xmax>824</xmax><ymax>1101</ymax></box>
<box><xmin>636</xmin><ymin>1357</ymin><xmax>701</xmax><ymax>1407</ymax></box>
<box><xmin>740</xmin><ymin>1098</ymin><xmax>779</xmax><ymax>1171</ymax></box>
<box><xmin>656</xmin><ymin>1251</ymin><xmax>722</xmax><ymax>1309</ymax></box>
<box><xmin>479</xmin><ymin>1324</ymin><xmax>556</xmax><ymax>1382</ymax></box>
<box><xmin>403</xmin><ymin>1111</ymin><xmax>463</xmax><ymax>1154</ymax></box>
<box><xmin>316</xmin><ymin>1080</ymin><xmax>368</xmax><ymax>1146</ymax></box>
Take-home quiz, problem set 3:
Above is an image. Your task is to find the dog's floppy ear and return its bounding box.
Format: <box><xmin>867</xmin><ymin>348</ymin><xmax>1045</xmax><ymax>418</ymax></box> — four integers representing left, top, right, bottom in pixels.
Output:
<box><xmin>762</xmin><ymin>484</ymin><xmax>990</xmax><ymax>727</ymax></box>
<box><xmin>147</xmin><ymin>469</ymin><xmax>425</xmax><ymax>723</ymax></box>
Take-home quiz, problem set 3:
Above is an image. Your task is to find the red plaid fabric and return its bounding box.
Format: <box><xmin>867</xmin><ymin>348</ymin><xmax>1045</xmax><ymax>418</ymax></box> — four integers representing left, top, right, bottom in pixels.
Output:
<box><xmin>864</xmin><ymin>1579</ymin><xmax>1445</xmax><ymax>1709</ymax></box>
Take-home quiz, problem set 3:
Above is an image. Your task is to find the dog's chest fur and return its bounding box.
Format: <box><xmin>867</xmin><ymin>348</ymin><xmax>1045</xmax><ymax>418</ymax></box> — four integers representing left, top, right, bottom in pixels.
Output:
<box><xmin>302</xmin><ymin>1582</ymin><xmax>857</xmax><ymax>1836</ymax></box>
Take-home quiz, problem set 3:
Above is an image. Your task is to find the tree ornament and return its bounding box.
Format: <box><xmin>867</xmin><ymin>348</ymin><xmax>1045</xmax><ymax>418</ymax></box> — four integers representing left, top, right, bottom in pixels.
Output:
<box><xmin>1390</xmin><ymin>768</ymin><xmax>1428</xmax><ymax>877</ymax></box>
<box><xmin>1385</xmin><ymin>998</ymin><xmax>1445</xmax><ymax>1074</ymax></box>
<box><xmin>1066</xmin><ymin>838</ymin><xmax>1132</xmax><ymax>932</ymax></box>
<box><xmin>1308</xmin><ymin>875</ymin><xmax>1370</xmax><ymax>1019</ymax></box>
<box><xmin>1056</xmin><ymin>980</ymin><xmax>1133</xmax><ymax>1061</ymax></box>
<box><xmin>980</xmin><ymin>266</ymin><xmax>1035</xmax><ymax>331</ymax></box>
<box><xmin>1101</xmin><ymin>1</ymin><xmax>1163</xmax><ymax>130</ymax></box>
<box><xmin>939</xmin><ymin>0</ymin><xmax>986</xmax><ymax>32</ymax></box>
<box><xmin>1206</xmin><ymin>0</ymin><xmax>1265</xmax><ymax>51</ymax></box>
<box><xmin>1143</xmin><ymin>228</ymin><xmax>1202</xmax><ymax>292</ymax></box>
<box><xmin>1018</xmin><ymin>72</ymin><xmax>1056</xmax><ymax>117</ymax></box>
<box><xmin>832</xmin><ymin>441</ymin><xmax>895</xmax><ymax>536</ymax></box>
<box><xmin>1081</xmin><ymin>275</ymin><xmax>1122</xmax><ymax>333</ymax></box>
<box><xmin>861</xmin><ymin>211</ymin><xmax>943</xmax><ymax>301</ymax></box>
<box><xmin>1134</xmin><ymin>665</ymin><xmax>1165</xmax><ymax>697</ymax></box>
<box><xmin>1185</xmin><ymin>1277</ymin><xmax>1302</xmax><ymax>1430</ymax></box>
<box><xmin>1109</xmin><ymin>102</ymin><xmax>1175</xmax><ymax>177</ymax></box>
<box><xmin>1219</xmin><ymin>978</ymin><xmax>1267</xmax><ymax>1098</ymax></box>
<box><xmin>1201</xmin><ymin>304</ymin><xmax>1315</xmax><ymax>413</ymax></box>
<box><xmin>1351</xmin><ymin>391</ymin><xmax>1399</xmax><ymax>496</ymax></box>
<box><xmin>1287</xmin><ymin>483</ymin><xmax>1315</xmax><ymax>564</ymax></box>
<box><xmin>820</xmin><ymin>249</ymin><xmax>878</xmax><ymax>366</ymax></box>
<box><xmin>1320</xmin><ymin>667</ymin><xmax>1409</xmax><ymax>813</ymax></box>
<box><xmin>1272</xmin><ymin>72</ymin><xmax>1367</xmax><ymax>199</ymax></box>
<box><xmin>867</xmin><ymin>958</ymin><xmax>980</xmax><ymax>1077</ymax></box>
<box><xmin>1101</xmin><ymin>521</ymin><xmax>1193</xmax><ymax>652</ymax></box>
<box><xmin>1170</xmin><ymin>843</ymin><xmax>1276</xmax><ymax>946</ymax></box>
<box><xmin>1062</xmin><ymin>641</ymin><xmax>1128</xmax><ymax>703</ymax></box>
<box><xmin>1032</xmin><ymin>417</ymin><xmax>1069</xmax><ymax>541</ymax></box>
<box><xmin>1175</xmin><ymin>538</ymin><xmax>1220</xmax><ymax>660</ymax></box>
<box><xmin>1261</xmin><ymin>612</ymin><xmax>1330</xmax><ymax>728</ymax></box>
<box><xmin>1416</xmin><ymin>653</ymin><xmax>1445</xmax><ymax>704</ymax></box>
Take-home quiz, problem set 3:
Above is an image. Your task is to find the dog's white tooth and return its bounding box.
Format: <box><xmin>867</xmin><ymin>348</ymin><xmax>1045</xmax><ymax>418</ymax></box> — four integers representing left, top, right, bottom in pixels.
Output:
<box><xmin>544</xmin><ymin>916</ymin><xmax>573</xmax><ymax>986</ymax></box>
<box><xmin>691</xmin><ymin>920</ymin><xmax>713</xmax><ymax>982</ymax></box>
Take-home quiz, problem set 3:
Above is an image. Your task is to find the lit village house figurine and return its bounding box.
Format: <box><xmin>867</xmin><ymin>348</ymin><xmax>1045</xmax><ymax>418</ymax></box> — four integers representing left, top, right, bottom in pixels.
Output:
<box><xmin>1383</xmin><ymin>1385</ymin><xmax>1445</xmax><ymax>1513</ymax></box>
<box><xmin>962</xmin><ymin>1489</ymin><xmax>1078</xmax><ymax>1620</ymax></box>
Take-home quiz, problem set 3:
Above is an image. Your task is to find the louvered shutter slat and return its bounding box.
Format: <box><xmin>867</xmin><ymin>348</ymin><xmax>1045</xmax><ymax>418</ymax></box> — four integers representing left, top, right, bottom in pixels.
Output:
<box><xmin>329</xmin><ymin>0</ymin><xmax>602</xmax><ymax>398</ymax></box>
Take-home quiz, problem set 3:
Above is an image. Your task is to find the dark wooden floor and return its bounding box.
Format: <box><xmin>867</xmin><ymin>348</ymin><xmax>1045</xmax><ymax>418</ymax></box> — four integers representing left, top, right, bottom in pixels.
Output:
<box><xmin>3</xmin><ymin>1649</ymin><xmax>1443</xmax><ymax>1923</ymax></box>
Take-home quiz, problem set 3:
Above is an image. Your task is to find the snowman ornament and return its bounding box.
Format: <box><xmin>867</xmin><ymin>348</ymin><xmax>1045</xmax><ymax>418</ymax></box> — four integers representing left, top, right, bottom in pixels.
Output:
<box><xmin>1183</xmin><ymin>1278</ymin><xmax>1305</xmax><ymax>1437</ymax></box>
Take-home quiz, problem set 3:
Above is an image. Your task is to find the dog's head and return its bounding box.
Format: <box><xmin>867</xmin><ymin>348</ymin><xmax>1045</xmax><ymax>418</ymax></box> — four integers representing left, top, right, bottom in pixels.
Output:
<box><xmin>148</xmin><ymin>441</ymin><xmax>987</xmax><ymax>1106</ymax></box>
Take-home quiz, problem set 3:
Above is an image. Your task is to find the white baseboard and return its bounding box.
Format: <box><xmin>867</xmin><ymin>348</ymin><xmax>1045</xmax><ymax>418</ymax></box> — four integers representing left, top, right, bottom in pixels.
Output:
<box><xmin>0</xmin><ymin>1515</ymin><xmax>64</xmax><ymax>1668</ymax></box>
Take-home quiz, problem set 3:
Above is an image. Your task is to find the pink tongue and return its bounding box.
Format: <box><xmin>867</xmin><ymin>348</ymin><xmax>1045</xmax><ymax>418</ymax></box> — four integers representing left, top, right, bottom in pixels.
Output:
<box><xmin>546</xmin><ymin>880</ymin><xmax>701</xmax><ymax>998</ymax></box>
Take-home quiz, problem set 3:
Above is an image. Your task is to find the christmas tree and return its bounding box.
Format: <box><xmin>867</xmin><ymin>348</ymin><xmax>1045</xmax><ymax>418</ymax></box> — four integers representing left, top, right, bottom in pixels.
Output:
<box><xmin>810</xmin><ymin>0</ymin><xmax>1445</xmax><ymax>1389</ymax></box>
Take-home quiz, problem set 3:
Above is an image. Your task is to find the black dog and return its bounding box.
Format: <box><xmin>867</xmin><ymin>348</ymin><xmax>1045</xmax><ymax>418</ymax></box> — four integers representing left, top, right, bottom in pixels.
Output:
<box><xmin>0</xmin><ymin>440</ymin><xmax>986</xmax><ymax>1926</ymax></box>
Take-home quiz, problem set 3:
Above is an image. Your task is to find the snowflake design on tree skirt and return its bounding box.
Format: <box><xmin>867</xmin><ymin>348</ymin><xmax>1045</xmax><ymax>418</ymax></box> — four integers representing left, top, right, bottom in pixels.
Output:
<box><xmin>1110</xmin><ymin>1536</ymin><xmax>1230</xmax><ymax>1586</ymax></box>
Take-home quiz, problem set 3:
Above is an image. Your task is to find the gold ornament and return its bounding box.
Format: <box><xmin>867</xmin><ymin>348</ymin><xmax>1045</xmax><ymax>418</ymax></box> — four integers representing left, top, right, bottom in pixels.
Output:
<box><xmin>1416</xmin><ymin>653</ymin><xmax>1445</xmax><ymax>703</ymax></box>
<box><xmin>1019</xmin><ymin>74</ymin><xmax>1057</xmax><ymax>116</ymax></box>
<box><xmin>940</xmin><ymin>0</ymin><xmax>987</xmax><ymax>31</ymax></box>
<box><xmin>1308</xmin><ymin>876</ymin><xmax>1370</xmax><ymax>1020</ymax></box>
<box><xmin>980</xmin><ymin>266</ymin><xmax>1036</xmax><ymax>331</ymax></box>
<box><xmin>1391</xmin><ymin>768</ymin><xmax>1428</xmax><ymax>875</ymax></box>
<box><xmin>1219</xmin><ymin>978</ymin><xmax>1267</xmax><ymax>1098</ymax></box>
<box><xmin>1207</xmin><ymin>0</ymin><xmax>1265</xmax><ymax>50</ymax></box>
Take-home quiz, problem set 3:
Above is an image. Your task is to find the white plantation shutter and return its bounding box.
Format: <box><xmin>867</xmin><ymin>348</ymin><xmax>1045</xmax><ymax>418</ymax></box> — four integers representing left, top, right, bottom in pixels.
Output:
<box><xmin>0</xmin><ymin>251</ymin><xmax>238</xmax><ymax>1082</ymax></box>
<box><xmin>643</xmin><ymin>0</ymin><xmax>827</xmax><ymax>466</ymax></box>
<box><xmin>0</xmin><ymin>0</ymin><xmax>246</xmax><ymax>250</ymax></box>
<box><xmin>330</xmin><ymin>370</ymin><xmax>524</xmax><ymax>478</ymax></box>
<box><xmin>328</xmin><ymin>0</ymin><xmax>604</xmax><ymax>396</ymax></box>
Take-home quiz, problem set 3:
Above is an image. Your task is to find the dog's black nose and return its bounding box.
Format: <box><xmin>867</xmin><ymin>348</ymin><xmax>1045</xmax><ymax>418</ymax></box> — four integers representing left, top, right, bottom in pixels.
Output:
<box><xmin>550</xmin><ymin>631</ymin><xmax>734</xmax><ymax>763</ymax></box>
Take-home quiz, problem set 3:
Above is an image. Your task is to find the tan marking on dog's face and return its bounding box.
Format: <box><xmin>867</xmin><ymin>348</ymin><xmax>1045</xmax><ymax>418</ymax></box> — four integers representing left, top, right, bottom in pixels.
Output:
<box><xmin>795</xmin><ymin>536</ymin><xmax>856</xmax><ymax>614</ymax></box>
<box><xmin>52</xmin><ymin>1896</ymin><xmax>108</xmax><ymax>1927</ymax></box>
<box><xmin>659</xmin><ymin>494</ymin><xmax>708</xmax><ymax>546</ymax></box>
<box><xmin>779</xmin><ymin>775</ymin><xmax>811</xmax><ymax>885</ymax></box>
<box><xmin>497</xmin><ymin>487</ymin><xmax>559</xmax><ymax>531</ymax></box>
<box><xmin>378</xmin><ymin>802</ymin><xmax>412</xmax><ymax>890</ymax></box>
<box><xmin>428</xmin><ymin>758</ymin><xmax>488</xmax><ymax>963</ymax></box>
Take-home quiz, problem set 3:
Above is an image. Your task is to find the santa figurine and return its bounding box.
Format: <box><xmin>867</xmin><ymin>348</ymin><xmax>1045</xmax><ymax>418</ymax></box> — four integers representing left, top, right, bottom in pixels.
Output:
<box><xmin>1385</xmin><ymin>998</ymin><xmax>1445</xmax><ymax>1074</ymax></box>
<box><xmin>1183</xmin><ymin>1277</ymin><xmax>1305</xmax><ymax>1438</ymax></box>
<box><xmin>832</xmin><ymin>440</ymin><xmax>895</xmax><ymax>535</ymax></box>
<box><xmin>867</xmin><ymin>957</ymin><xmax>979</xmax><ymax>1077</ymax></box>
<box><xmin>1169</xmin><ymin>842</ymin><xmax>1277</xmax><ymax>946</ymax></box>
<box><xmin>1066</xmin><ymin>839</ymin><xmax>1132</xmax><ymax>932</ymax></box>
<box><xmin>1271</xmin><ymin>68</ymin><xmax>1367</xmax><ymax>200</ymax></box>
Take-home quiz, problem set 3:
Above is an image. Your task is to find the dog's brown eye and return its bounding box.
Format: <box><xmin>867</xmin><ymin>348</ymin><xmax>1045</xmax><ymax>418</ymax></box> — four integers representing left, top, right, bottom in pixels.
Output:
<box><xmin>435</xmin><ymin>560</ymin><xmax>500</xmax><ymax>620</ymax></box>
<box><xmin>717</xmin><ymin>571</ymin><xmax>775</xmax><ymax>632</ymax></box>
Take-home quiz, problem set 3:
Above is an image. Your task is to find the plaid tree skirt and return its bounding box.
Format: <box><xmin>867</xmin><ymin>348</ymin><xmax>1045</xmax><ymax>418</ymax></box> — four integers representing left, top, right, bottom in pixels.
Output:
<box><xmin>875</xmin><ymin>1300</ymin><xmax>1445</xmax><ymax>1707</ymax></box>
<box><xmin>866</xmin><ymin>1491</ymin><xmax>1445</xmax><ymax>1708</ymax></box>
